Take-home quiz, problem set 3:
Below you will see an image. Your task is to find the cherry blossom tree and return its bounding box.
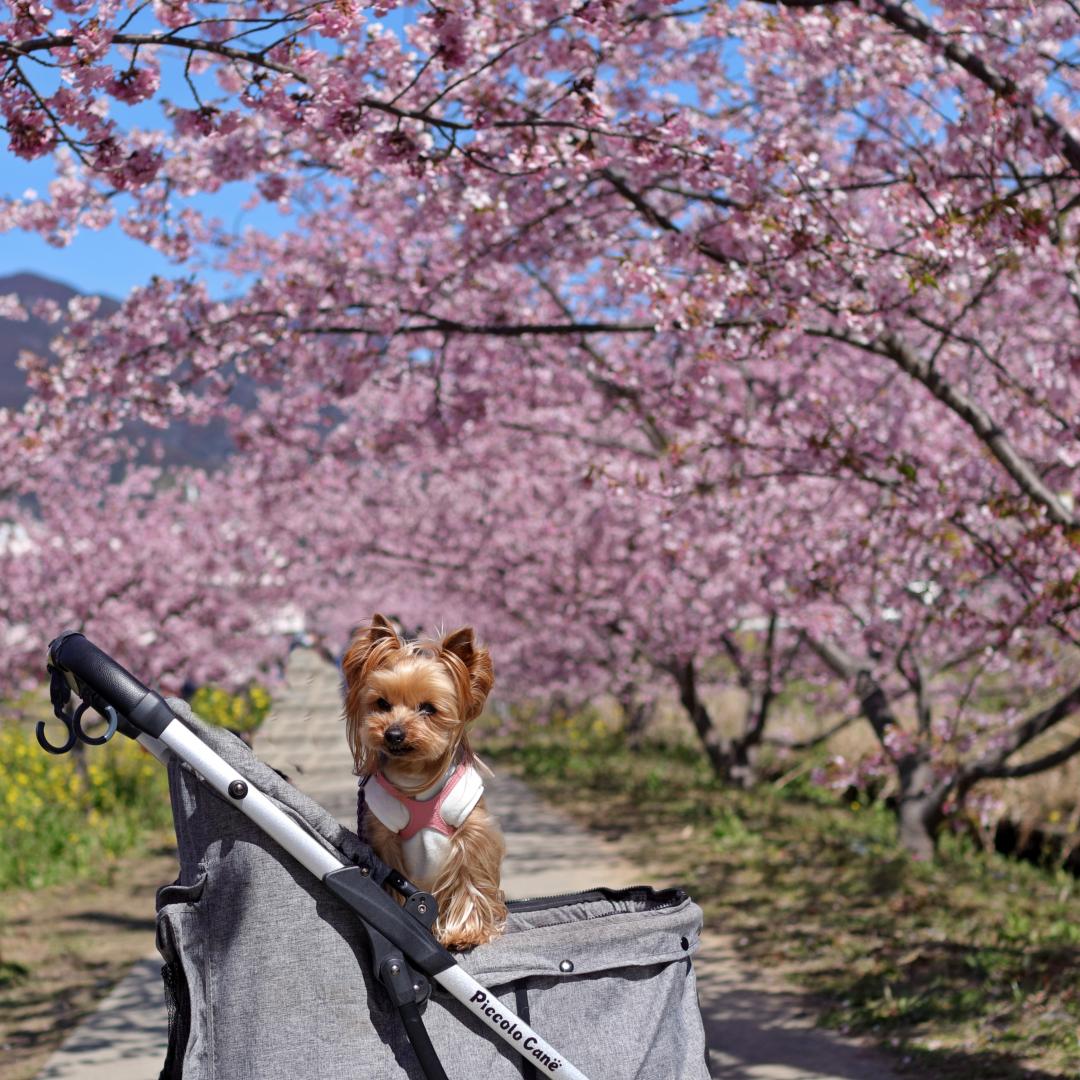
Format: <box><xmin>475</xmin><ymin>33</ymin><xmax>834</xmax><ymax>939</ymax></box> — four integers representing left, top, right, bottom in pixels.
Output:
<box><xmin>4</xmin><ymin>0</ymin><xmax>1080</xmax><ymax>855</ymax></box>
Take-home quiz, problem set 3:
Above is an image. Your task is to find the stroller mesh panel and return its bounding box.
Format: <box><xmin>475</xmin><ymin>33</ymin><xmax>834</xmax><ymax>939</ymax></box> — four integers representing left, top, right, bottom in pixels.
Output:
<box><xmin>159</xmin><ymin>928</ymin><xmax>190</xmax><ymax>1079</ymax></box>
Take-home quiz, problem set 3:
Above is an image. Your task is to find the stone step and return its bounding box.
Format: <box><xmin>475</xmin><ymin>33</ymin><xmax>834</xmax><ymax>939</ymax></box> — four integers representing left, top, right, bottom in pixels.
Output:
<box><xmin>263</xmin><ymin>706</ymin><xmax>342</xmax><ymax>721</ymax></box>
<box><xmin>255</xmin><ymin>741</ymin><xmax>349</xmax><ymax>760</ymax></box>
<box><xmin>256</xmin><ymin>736</ymin><xmax>348</xmax><ymax>756</ymax></box>
<box><xmin>261</xmin><ymin>712</ymin><xmax>343</xmax><ymax>727</ymax></box>
<box><xmin>267</xmin><ymin>692</ymin><xmax>341</xmax><ymax>706</ymax></box>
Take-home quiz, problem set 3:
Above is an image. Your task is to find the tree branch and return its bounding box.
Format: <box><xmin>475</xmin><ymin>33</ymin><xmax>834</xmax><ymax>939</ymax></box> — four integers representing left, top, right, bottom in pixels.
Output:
<box><xmin>800</xmin><ymin>631</ymin><xmax>901</xmax><ymax>753</ymax></box>
<box><xmin>962</xmin><ymin>682</ymin><xmax>1080</xmax><ymax>783</ymax></box>
<box><xmin>872</xmin><ymin>2</ymin><xmax>1080</xmax><ymax>177</ymax></box>
<box><xmin>765</xmin><ymin>710</ymin><xmax>860</xmax><ymax>751</ymax></box>
<box><xmin>664</xmin><ymin>657</ymin><xmax>731</xmax><ymax>777</ymax></box>
<box><xmin>303</xmin><ymin>316</ymin><xmax>657</xmax><ymax>337</ymax></box>
<box><xmin>600</xmin><ymin>168</ymin><xmax>731</xmax><ymax>264</ymax></box>
<box><xmin>747</xmin><ymin>612</ymin><xmax>779</xmax><ymax>743</ymax></box>
<box><xmin>764</xmin><ymin>0</ymin><xmax>1080</xmax><ymax>175</ymax></box>
<box><xmin>981</xmin><ymin>731</ymin><xmax>1080</xmax><ymax>781</ymax></box>
<box><xmin>807</xmin><ymin>326</ymin><xmax>1079</xmax><ymax>529</ymax></box>
<box><xmin>497</xmin><ymin>421</ymin><xmax>657</xmax><ymax>459</ymax></box>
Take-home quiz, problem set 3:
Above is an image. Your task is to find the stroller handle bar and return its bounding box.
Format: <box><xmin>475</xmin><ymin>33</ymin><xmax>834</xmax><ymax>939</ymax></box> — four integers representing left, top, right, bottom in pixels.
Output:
<box><xmin>48</xmin><ymin>630</ymin><xmax>176</xmax><ymax>739</ymax></box>
<box><xmin>43</xmin><ymin>631</ymin><xmax>592</xmax><ymax>1080</ymax></box>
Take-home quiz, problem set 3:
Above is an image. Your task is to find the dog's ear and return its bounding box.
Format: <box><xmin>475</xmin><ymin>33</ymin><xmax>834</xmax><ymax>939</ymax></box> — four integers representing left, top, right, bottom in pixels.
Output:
<box><xmin>441</xmin><ymin>626</ymin><xmax>474</xmax><ymax>666</ymax></box>
<box><xmin>441</xmin><ymin>626</ymin><xmax>494</xmax><ymax>721</ymax></box>
<box><xmin>369</xmin><ymin>613</ymin><xmax>400</xmax><ymax>646</ymax></box>
<box><xmin>342</xmin><ymin>615</ymin><xmax>403</xmax><ymax>773</ymax></box>
<box><xmin>343</xmin><ymin>614</ymin><xmax>401</xmax><ymax>690</ymax></box>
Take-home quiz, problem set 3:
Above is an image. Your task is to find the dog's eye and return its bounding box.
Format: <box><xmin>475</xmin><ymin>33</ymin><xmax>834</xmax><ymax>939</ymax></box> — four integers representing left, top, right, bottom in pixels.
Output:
<box><xmin>418</xmin><ymin>702</ymin><xmax>436</xmax><ymax>715</ymax></box>
<box><xmin>374</xmin><ymin>697</ymin><xmax>391</xmax><ymax>711</ymax></box>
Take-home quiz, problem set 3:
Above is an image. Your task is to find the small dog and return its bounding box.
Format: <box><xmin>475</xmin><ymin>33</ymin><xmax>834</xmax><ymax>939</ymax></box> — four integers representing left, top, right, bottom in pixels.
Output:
<box><xmin>343</xmin><ymin>614</ymin><xmax>507</xmax><ymax>950</ymax></box>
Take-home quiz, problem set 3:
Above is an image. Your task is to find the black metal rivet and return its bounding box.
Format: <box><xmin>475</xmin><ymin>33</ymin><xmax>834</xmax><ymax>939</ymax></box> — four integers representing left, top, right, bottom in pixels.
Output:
<box><xmin>228</xmin><ymin>780</ymin><xmax>248</xmax><ymax>800</ymax></box>
<box><xmin>558</xmin><ymin>959</ymin><xmax>574</xmax><ymax>973</ymax></box>
<box><xmin>681</xmin><ymin>936</ymin><xmax>690</xmax><ymax>950</ymax></box>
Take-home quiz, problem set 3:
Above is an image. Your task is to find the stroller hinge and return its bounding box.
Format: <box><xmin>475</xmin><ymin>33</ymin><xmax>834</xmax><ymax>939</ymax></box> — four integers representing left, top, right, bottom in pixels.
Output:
<box><xmin>405</xmin><ymin>890</ymin><xmax>438</xmax><ymax>930</ymax></box>
<box><xmin>367</xmin><ymin>928</ymin><xmax>451</xmax><ymax>1080</ymax></box>
<box><xmin>368</xmin><ymin>927</ymin><xmax>430</xmax><ymax>1008</ymax></box>
<box><xmin>382</xmin><ymin>868</ymin><xmax>440</xmax><ymax>932</ymax></box>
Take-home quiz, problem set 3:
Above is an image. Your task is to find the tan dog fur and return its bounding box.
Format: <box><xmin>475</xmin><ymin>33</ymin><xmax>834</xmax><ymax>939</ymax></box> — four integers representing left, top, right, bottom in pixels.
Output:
<box><xmin>343</xmin><ymin>614</ymin><xmax>507</xmax><ymax>950</ymax></box>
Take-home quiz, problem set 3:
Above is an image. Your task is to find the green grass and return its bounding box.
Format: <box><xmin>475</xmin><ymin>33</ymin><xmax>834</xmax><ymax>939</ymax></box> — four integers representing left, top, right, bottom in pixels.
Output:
<box><xmin>0</xmin><ymin>682</ymin><xmax>270</xmax><ymax>893</ymax></box>
<box><xmin>0</xmin><ymin>722</ymin><xmax>174</xmax><ymax>891</ymax></box>
<box><xmin>0</xmin><ymin>959</ymin><xmax>30</xmax><ymax>989</ymax></box>
<box><xmin>485</xmin><ymin>710</ymin><xmax>1080</xmax><ymax>1079</ymax></box>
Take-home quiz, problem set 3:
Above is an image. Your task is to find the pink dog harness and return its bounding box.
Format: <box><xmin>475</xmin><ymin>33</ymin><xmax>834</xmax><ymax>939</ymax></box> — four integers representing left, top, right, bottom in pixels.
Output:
<box><xmin>372</xmin><ymin>762</ymin><xmax>470</xmax><ymax>841</ymax></box>
<box><xmin>363</xmin><ymin>760</ymin><xmax>485</xmax><ymax>887</ymax></box>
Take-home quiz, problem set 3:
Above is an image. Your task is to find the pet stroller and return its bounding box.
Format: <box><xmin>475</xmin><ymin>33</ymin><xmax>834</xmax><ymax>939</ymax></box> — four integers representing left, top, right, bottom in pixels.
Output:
<box><xmin>41</xmin><ymin>632</ymin><xmax>710</xmax><ymax>1079</ymax></box>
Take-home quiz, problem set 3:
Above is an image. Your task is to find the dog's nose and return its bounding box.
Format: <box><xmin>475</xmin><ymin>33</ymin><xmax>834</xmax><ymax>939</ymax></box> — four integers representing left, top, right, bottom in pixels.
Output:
<box><xmin>384</xmin><ymin>725</ymin><xmax>406</xmax><ymax>748</ymax></box>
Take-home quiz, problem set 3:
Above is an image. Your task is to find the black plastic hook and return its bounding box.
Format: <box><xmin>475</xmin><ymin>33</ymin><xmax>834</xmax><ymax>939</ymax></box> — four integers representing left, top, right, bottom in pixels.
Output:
<box><xmin>38</xmin><ymin>664</ymin><xmax>118</xmax><ymax>753</ymax></box>
<box><xmin>73</xmin><ymin>701</ymin><xmax>118</xmax><ymax>746</ymax></box>
<box><xmin>36</xmin><ymin>714</ymin><xmax>79</xmax><ymax>755</ymax></box>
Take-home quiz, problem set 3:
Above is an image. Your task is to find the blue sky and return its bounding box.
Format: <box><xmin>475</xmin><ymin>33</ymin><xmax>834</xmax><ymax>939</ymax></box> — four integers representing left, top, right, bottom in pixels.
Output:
<box><xmin>3</xmin><ymin>163</ymin><xmax>176</xmax><ymax>299</ymax></box>
<box><xmin>1</xmin><ymin>4</ymin><xmax>421</xmax><ymax>299</ymax></box>
<box><xmin>2</xmin><ymin>158</ymin><xmax>284</xmax><ymax>298</ymax></box>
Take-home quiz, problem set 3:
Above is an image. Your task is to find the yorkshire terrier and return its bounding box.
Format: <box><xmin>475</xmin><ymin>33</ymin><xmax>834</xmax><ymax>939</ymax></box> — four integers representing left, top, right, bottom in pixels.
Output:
<box><xmin>343</xmin><ymin>614</ymin><xmax>507</xmax><ymax>951</ymax></box>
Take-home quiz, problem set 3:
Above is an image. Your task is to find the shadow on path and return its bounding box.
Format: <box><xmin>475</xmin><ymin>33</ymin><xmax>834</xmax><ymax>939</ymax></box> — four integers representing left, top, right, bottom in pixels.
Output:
<box><xmin>34</xmin><ymin>957</ymin><xmax>168</xmax><ymax>1080</ymax></box>
<box><xmin>492</xmin><ymin>769</ymin><xmax>903</xmax><ymax>1080</ymax></box>
<box><xmin>696</xmin><ymin>934</ymin><xmax>899</xmax><ymax>1080</ymax></box>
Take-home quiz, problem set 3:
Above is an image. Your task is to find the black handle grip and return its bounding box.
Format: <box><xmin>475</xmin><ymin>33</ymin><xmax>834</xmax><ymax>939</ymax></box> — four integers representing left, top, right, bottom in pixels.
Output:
<box><xmin>47</xmin><ymin>631</ymin><xmax>175</xmax><ymax>738</ymax></box>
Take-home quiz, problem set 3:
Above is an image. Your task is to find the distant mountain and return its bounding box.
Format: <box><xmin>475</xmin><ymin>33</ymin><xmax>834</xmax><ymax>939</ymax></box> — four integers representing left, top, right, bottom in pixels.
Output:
<box><xmin>0</xmin><ymin>272</ymin><xmax>117</xmax><ymax>409</ymax></box>
<box><xmin>0</xmin><ymin>271</ymin><xmax>234</xmax><ymax>468</ymax></box>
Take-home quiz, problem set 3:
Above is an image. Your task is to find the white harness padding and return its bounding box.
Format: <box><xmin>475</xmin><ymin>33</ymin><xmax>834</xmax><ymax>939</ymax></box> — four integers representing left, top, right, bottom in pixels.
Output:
<box><xmin>364</xmin><ymin>761</ymin><xmax>484</xmax><ymax>889</ymax></box>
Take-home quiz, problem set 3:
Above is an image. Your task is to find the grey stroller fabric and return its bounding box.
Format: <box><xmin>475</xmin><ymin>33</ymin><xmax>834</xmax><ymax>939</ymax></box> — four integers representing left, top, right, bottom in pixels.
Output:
<box><xmin>156</xmin><ymin>702</ymin><xmax>710</xmax><ymax>1079</ymax></box>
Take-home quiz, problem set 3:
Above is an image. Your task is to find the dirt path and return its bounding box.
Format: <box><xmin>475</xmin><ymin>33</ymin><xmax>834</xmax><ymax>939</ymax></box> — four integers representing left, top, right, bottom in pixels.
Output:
<box><xmin>30</xmin><ymin>650</ymin><xmax>901</xmax><ymax>1079</ymax></box>
<box><xmin>0</xmin><ymin>840</ymin><xmax>178</xmax><ymax>1080</ymax></box>
<box><xmin>492</xmin><ymin>770</ymin><xmax>900</xmax><ymax>1079</ymax></box>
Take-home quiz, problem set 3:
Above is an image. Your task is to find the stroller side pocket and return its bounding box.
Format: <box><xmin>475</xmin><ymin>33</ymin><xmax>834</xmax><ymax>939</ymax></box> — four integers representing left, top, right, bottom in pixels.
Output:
<box><xmin>156</xmin><ymin>875</ymin><xmax>209</xmax><ymax>1080</ymax></box>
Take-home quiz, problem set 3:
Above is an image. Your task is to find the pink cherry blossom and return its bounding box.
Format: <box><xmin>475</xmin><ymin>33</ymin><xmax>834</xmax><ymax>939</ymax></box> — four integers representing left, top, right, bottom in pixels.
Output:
<box><xmin>3</xmin><ymin>0</ymin><xmax>1080</xmax><ymax>855</ymax></box>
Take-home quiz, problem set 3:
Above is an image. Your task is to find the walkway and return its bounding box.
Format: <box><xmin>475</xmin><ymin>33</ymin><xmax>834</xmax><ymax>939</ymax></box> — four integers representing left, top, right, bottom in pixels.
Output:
<box><xmin>35</xmin><ymin>649</ymin><xmax>898</xmax><ymax>1079</ymax></box>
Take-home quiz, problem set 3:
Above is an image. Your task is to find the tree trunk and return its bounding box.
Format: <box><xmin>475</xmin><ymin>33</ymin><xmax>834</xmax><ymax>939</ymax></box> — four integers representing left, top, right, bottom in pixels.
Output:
<box><xmin>857</xmin><ymin>671</ymin><xmax>953</xmax><ymax>858</ymax></box>
<box><xmin>670</xmin><ymin>659</ymin><xmax>734</xmax><ymax>780</ymax></box>
<box><xmin>71</xmin><ymin>737</ymin><xmax>90</xmax><ymax>785</ymax></box>
<box><xmin>895</xmin><ymin>751</ymin><xmax>946</xmax><ymax>861</ymax></box>
<box><xmin>847</xmin><ymin>667</ymin><xmax>959</xmax><ymax>858</ymax></box>
<box><xmin>730</xmin><ymin>675</ymin><xmax>778</xmax><ymax>789</ymax></box>
<box><xmin>728</xmin><ymin>734</ymin><xmax>758</xmax><ymax>789</ymax></box>
<box><xmin>619</xmin><ymin>693</ymin><xmax>654</xmax><ymax>751</ymax></box>
<box><xmin>805</xmin><ymin>635</ymin><xmax>964</xmax><ymax>858</ymax></box>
